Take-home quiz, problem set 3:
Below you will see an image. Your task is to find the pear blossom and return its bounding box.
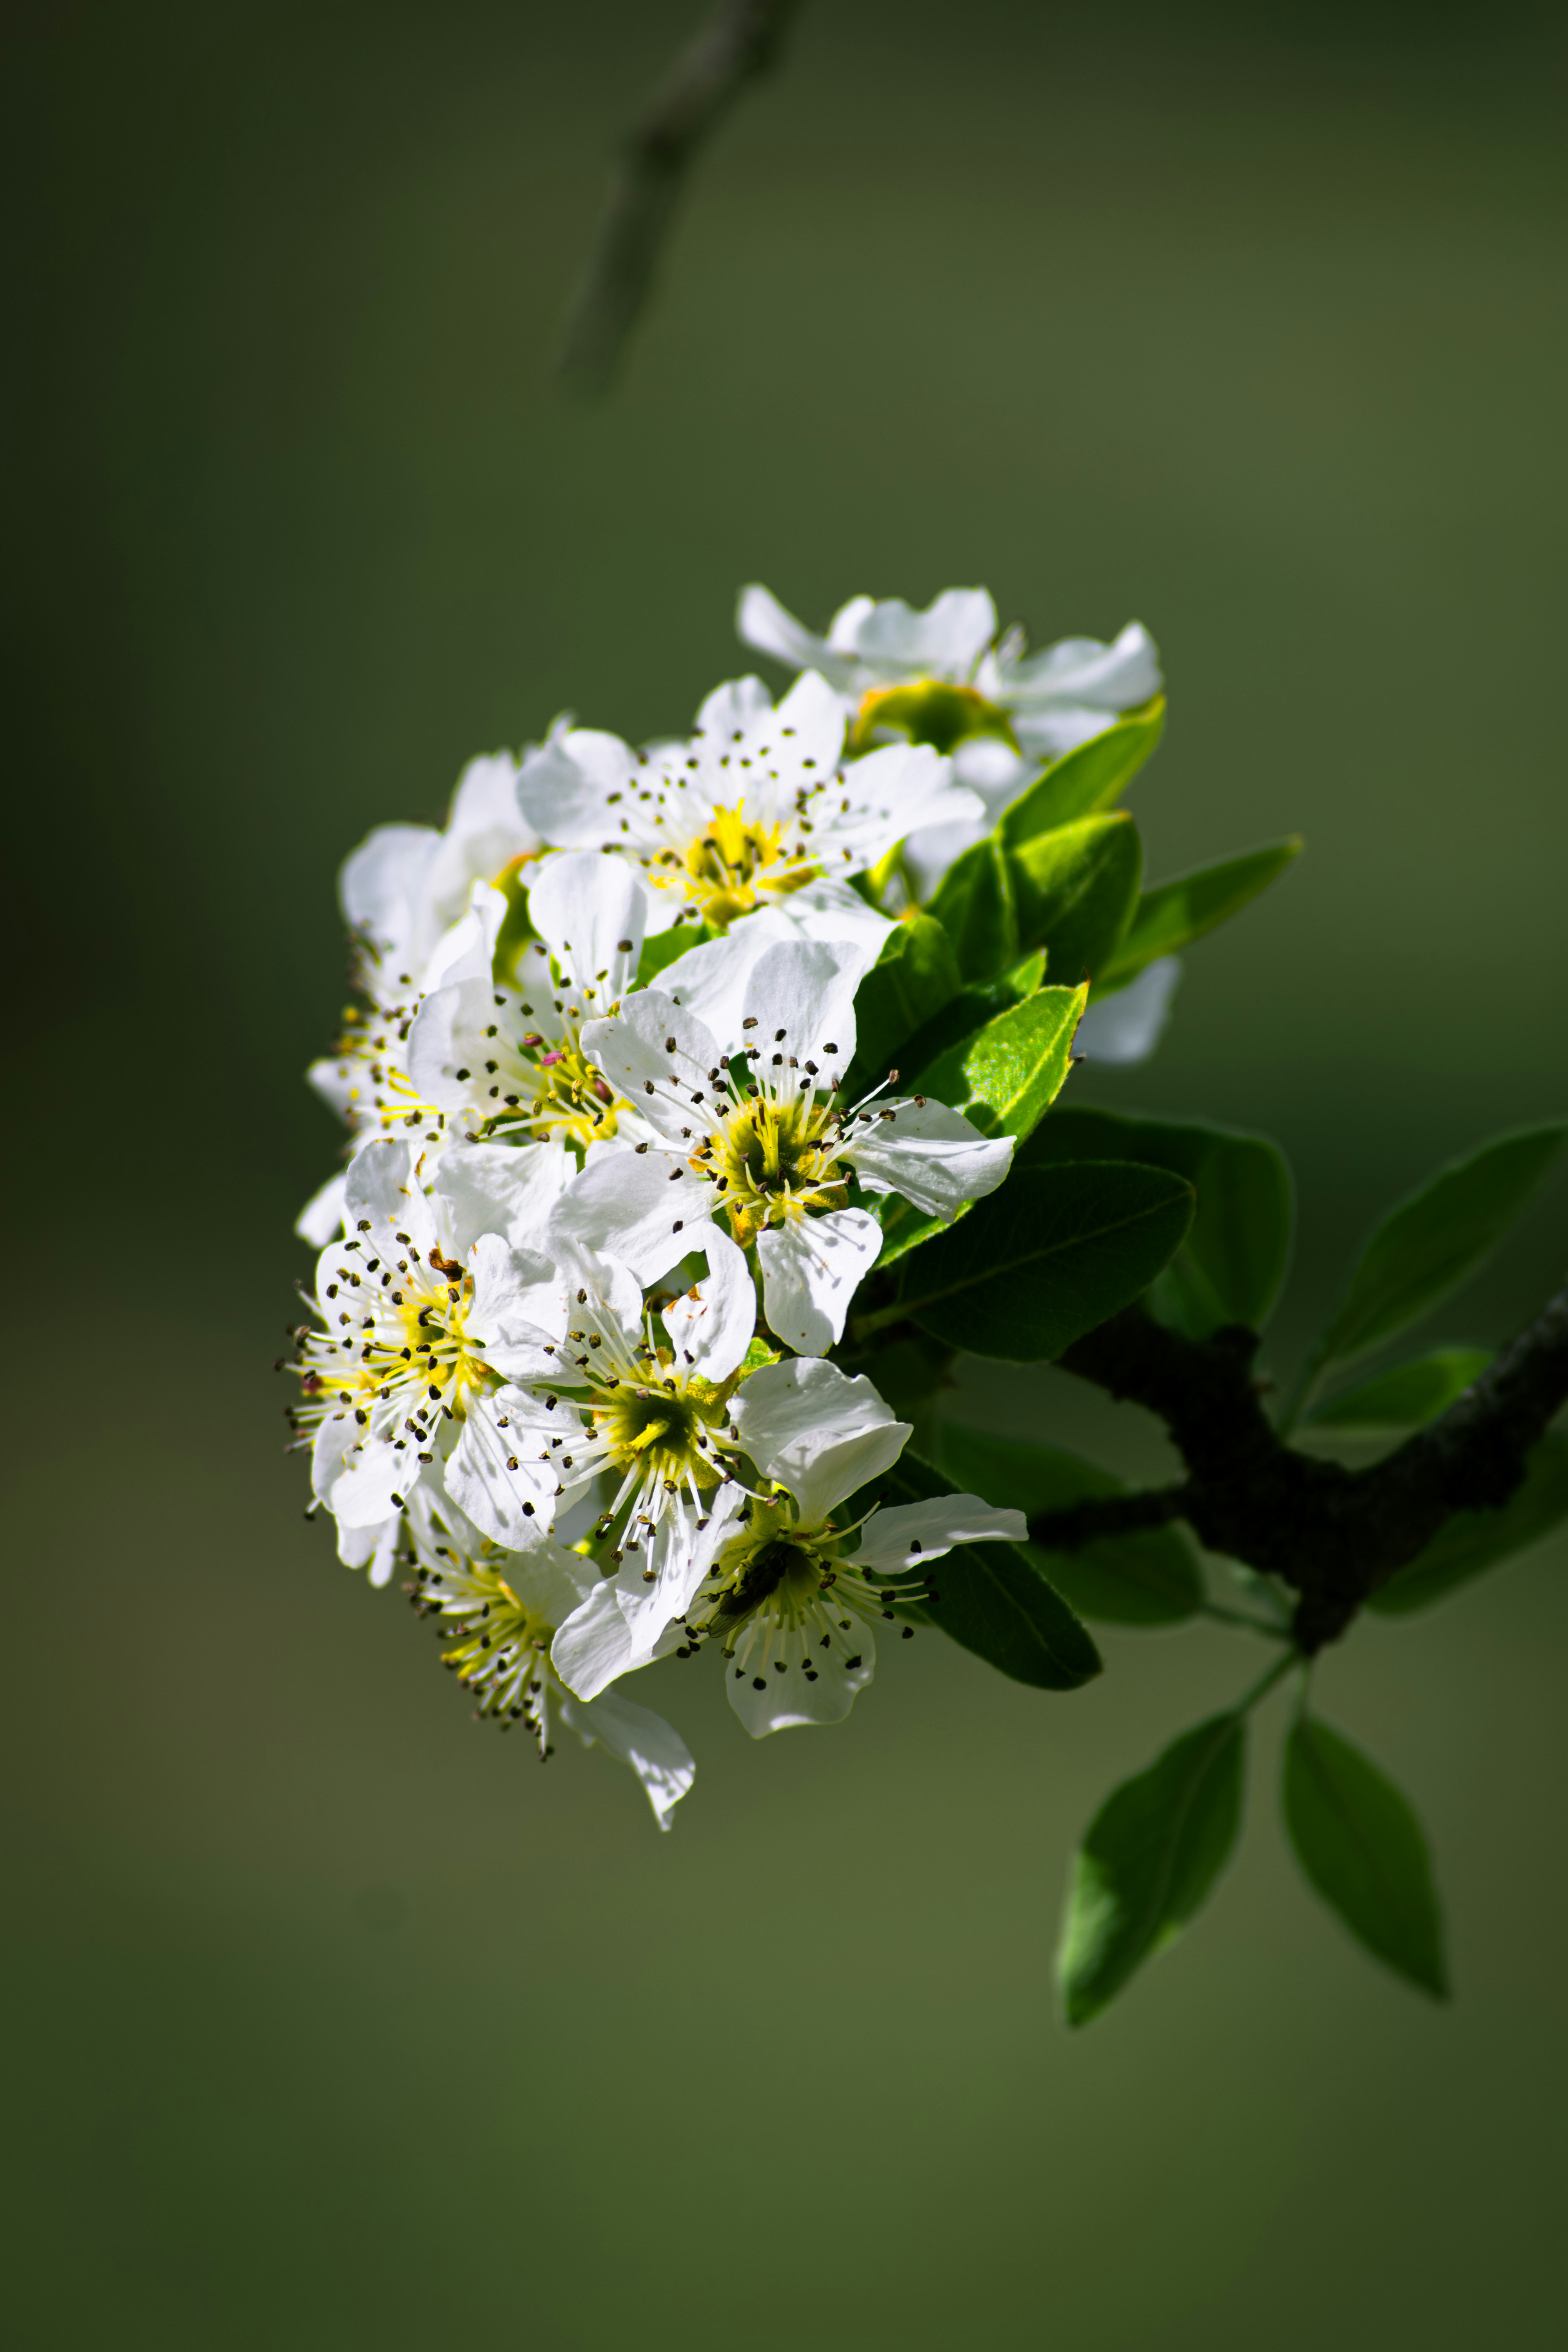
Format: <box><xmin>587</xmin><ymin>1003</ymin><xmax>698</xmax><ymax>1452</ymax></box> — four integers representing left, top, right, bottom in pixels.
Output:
<box><xmin>296</xmin><ymin>753</ymin><xmax>543</xmax><ymax>1244</ymax></box>
<box><xmin>514</xmin><ymin>670</ymin><xmax>978</xmax><ymax>947</ymax></box>
<box><xmin>407</xmin><ymin>849</ymin><xmax>655</xmax><ymax>1157</ymax></box>
<box><xmin>287</xmin><ymin>1136</ymin><xmax>571</xmax><ymax>1561</ymax></box>
<box><xmin>558</xmin><ymin>1356</ymin><xmax>1026</xmax><ymax>1736</ymax></box>
<box><xmin>579</xmin><ymin>932</ymin><xmax>1014</xmax><ymax>1354</ymax></box>
<box><xmin>403</xmin><ymin>1505</ymin><xmax>695</xmax><ymax>1828</ymax></box>
<box><xmin>468</xmin><ymin>1226</ymin><xmax>758</xmax><ymax>1672</ymax></box>
<box><xmin>737</xmin><ymin>583</ymin><xmax>1161</xmax><ymax>898</ymax></box>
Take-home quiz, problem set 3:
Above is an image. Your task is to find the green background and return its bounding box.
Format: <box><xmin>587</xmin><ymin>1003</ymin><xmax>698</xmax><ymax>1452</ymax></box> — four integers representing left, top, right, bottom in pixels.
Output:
<box><xmin>6</xmin><ymin>3</ymin><xmax>1566</xmax><ymax>2343</ymax></box>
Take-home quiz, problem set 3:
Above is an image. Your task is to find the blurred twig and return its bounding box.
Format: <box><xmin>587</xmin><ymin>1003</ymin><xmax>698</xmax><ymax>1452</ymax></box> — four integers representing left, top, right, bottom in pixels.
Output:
<box><xmin>556</xmin><ymin>0</ymin><xmax>804</xmax><ymax>396</ymax></box>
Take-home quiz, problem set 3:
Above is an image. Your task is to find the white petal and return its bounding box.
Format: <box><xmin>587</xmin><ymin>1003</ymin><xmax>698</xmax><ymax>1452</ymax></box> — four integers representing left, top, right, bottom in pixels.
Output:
<box><xmin>990</xmin><ymin>620</ymin><xmax>1161</xmax><ymax>713</ymax></box>
<box><xmin>503</xmin><ymin>1539</ymin><xmax>601</xmax><ymax>1627</ymax></box>
<box><xmin>663</xmin><ymin>1227</ymin><xmax>756</xmax><ymax>1381</ymax></box>
<box><xmin>342</xmin><ymin>1138</ymin><xmax>435</xmax><ymax>1252</ymax></box>
<box><xmin>694</xmin><ymin>672</ymin><xmax>779</xmax><ymax>743</ymax></box>
<box><xmin>851</xmin><ymin>1495</ymin><xmax>1027</xmax><ymax>1575</ymax></box>
<box><xmin>516</xmin><ymin>728</ymin><xmax>637</xmax><ymax>846</ymax></box>
<box><xmin>422</xmin><ymin>752</ymin><xmax>537</xmax><ymax>929</ymax></box>
<box><xmin>580</xmin><ymin>986</ymin><xmax>723</xmax><ymax>1138</ymax></box>
<box><xmin>334</xmin><ymin>1512</ymin><xmax>400</xmax><ymax>1587</ymax></box>
<box><xmin>781</xmin><ymin>880</ymin><xmax>897</xmax><ymax>956</ymax></box>
<box><xmin>735</xmin><ymin>583</ymin><xmax>855</xmax><ymax>690</ymax></box>
<box><xmin>329</xmin><ymin>1436</ymin><xmax>407</xmax><ymax>1530</ymax></box>
<box><xmin>444</xmin><ymin>1394</ymin><xmax>560</xmax><ymax>1548</ymax></box>
<box><xmin>653</xmin><ymin>910</ymin><xmax>799</xmax><ymax>1046</ymax></box>
<box><xmin>742</xmin><ymin>938</ymin><xmax>871</xmax><ymax>1076</ymax></box>
<box><xmin>549</xmin><ymin>1577</ymin><xmax>635</xmax><ymax>1699</ymax></box>
<box><xmin>731</xmin><ymin>1358</ymin><xmax>911</xmax><ymax>1526</ymax></box>
<box><xmin>434</xmin><ymin>1137</ymin><xmax>570</xmax><ymax>1254</ymax></box>
<box><xmin>1075</xmin><ymin>957</ymin><xmax>1182</xmax><ymax>1066</ymax></box>
<box><xmin>764</xmin><ymin>668</ymin><xmax>847</xmax><ymax>774</ymax></box>
<box><xmin>339</xmin><ymin>824</ymin><xmax>440</xmax><ymax>966</ymax></box>
<box><xmin>465</xmin><ymin>1232</ymin><xmax>561</xmax><ymax>1379</ymax></box>
<box><xmin>725</xmin><ymin>1621</ymin><xmax>875</xmax><ymax>1737</ymax></box>
<box><xmin>559</xmin><ymin>1688</ymin><xmax>695</xmax><ymax>1829</ymax></box>
<box><xmin>837</xmin><ymin>587</ymin><xmax>996</xmax><ymax>680</ymax></box>
<box><xmin>527</xmin><ymin>850</ymin><xmax>647</xmax><ymax>1007</ymax></box>
<box><xmin>420</xmin><ymin>878</ymin><xmax>506</xmax><ymax>994</ymax></box>
<box><xmin>756</xmin><ymin>1210</ymin><xmax>881</xmax><ymax>1354</ymax></box>
<box><xmin>545</xmin><ymin>1145</ymin><xmax>720</xmax><ymax>1287</ymax></box>
<box><xmin>842</xmin><ymin>1100</ymin><xmax>1014</xmax><ymax>1219</ymax></box>
<box><xmin>295</xmin><ymin>1170</ymin><xmax>347</xmax><ymax>1247</ymax></box>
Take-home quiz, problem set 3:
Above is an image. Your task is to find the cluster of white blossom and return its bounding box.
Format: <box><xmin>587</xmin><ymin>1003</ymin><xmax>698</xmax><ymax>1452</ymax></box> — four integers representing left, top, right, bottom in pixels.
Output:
<box><xmin>287</xmin><ymin>584</ymin><xmax>1161</xmax><ymax>1825</ymax></box>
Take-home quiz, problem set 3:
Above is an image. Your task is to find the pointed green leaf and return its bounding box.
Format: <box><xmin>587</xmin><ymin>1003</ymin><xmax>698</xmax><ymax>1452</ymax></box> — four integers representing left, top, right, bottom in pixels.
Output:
<box><xmin>1009</xmin><ymin>812</ymin><xmax>1142</xmax><ymax>986</ymax></box>
<box><xmin>1021</xmin><ymin>1108</ymin><xmax>1293</xmax><ymax>1335</ymax></box>
<box><xmin>842</xmin><ymin>1448</ymin><xmax>1102</xmax><ymax>1690</ymax></box>
<box><xmin>1369</xmin><ymin>1431</ymin><xmax>1568</xmax><ymax>1616</ymax></box>
<box><xmin>1059</xmin><ymin>1712</ymin><xmax>1247</xmax><ymax>2026</ymax></box>
<box><xmin>882</xmin><ymin>953</ymin><xmax>1045</xmax><ymax>1093</ymax></box>
<box><xmin>912</xmin><ymin>984</ymin><xmax>1087</xmax><ymax>1142</ymax></box>
<box><xmin>1291</xmin><ymin>1123</ymin><xmax>1568</xmax><ymax>1417</ymax></box>
<box><xmin>1000</xmin><ymin>699</ymin><xmax>1166</xmax><ymax>847</ymax></box>
<box><xmin>1305</xmin><ymin>1347</ymin><xmax>1492</xmax><ymax>1434</ymax></box>
<box><xmin>1100</xmin><ymin>838</ymin><xmax>1301</xmax><ymax>988</ymax></box>
<box><xmin>936</xmin><ymin>1423</ymin><xmax>1202</xmax><ymax>1625</ymax></box>
<box><xmin>885</xmin><ymin>1161</ymin><xmax>1194</xmax><ymax>1361</ymax></box>
<box><xmin>925</xmin><ymin>834</ymin><xmax>1017</xmax><ymax>982</ymax></box>
<box><xmin>843</xmin><ymin>914</ymin><xmax>962</xmax><ymax>1096</ymax></box>
<box><xmin>1282</xmin><ymin>1717</ymin><xmax>1447</xmax><ymax>1996</ymax></box>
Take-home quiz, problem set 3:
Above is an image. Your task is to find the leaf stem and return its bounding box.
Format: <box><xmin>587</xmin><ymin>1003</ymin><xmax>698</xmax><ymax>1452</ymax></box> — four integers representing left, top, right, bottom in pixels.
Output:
<box><xmin>1234</xmin><ymin>1649</ymin><xmax>1300</xmax><ymax>1717</ymax></box>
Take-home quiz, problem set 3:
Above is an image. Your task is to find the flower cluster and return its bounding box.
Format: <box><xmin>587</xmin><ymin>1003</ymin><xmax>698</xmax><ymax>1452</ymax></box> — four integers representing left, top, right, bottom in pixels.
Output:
<box><xmin>287</xmin><ymin>582</ymin><xmax>1163</xmax><ymax>1824</ymax></box>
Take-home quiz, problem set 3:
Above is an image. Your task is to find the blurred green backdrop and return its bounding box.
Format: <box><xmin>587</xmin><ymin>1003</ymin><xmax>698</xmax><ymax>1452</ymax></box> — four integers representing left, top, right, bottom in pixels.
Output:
<box><xmin>5</xmin><ymin>3</ymin><xmax>1567</xmax><ymax>2344</ymax></box>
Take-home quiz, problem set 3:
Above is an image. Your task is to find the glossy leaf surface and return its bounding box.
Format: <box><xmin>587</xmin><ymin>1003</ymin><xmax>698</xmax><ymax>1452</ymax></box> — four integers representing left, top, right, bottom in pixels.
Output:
<box><xmin>1293</xmin><ymin>1123</ymin><xmax>1568</xmax><ymax>1411</ymax></box>
<box><xmin>1000</xmin><ymin>700</ymin><xmax>1166</xmax><ymax>846</ymax></box>
<box><xmin>1059</xmin><ymin>1712</ymin><xmax>1246</xmax><ymax>2026</ymax></box>
<box><xmin>844</xmin><ymin>913</ymin><xmax>962</xmax><ymax>1096</ymax></box>
<box><xmin>1021</xmin><ymin>1108</ymin><xmax>1292</xmax><ymax>1335</ymax></box>
<box><xmin>1282</xmin><ymin>1717</ymin><xmax>1447</xmax><ymax>1997</ymax></box>
<box><xmin>925</xmin><ymin>834</ymin><xmax>1017</xmax><ymax>981</ymax></box>
<box><xmin>1009</xmin><ymin>812</ymin><xmax>1141</xmax><ymax>986</ymax></box>
<box><xmin>893</xmin><ymin>1161</ymin><xmax>1195</xmax><ymax>1361</ymax></box>
<box><xmin>1100</xmin><ymin>837</ymin><xmax>1301</xmax><ymax>988</ymax></box>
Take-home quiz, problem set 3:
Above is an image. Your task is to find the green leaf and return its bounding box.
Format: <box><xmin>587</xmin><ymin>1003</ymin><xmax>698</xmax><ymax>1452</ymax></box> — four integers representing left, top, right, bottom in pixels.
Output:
<box><xmin>1369</xmin><ymin>1431</ymin><xmax>1568</xmax><ymax>1616</ymax></box>
<box><xmin>842</xmin><ymin>914</ymin><xmax>962</xmax><ymax>1096</ymax></box>
<box><xmin>843</xmin><ymin>1448</ymin><xmax>1102</xmax><ymax>1690</ymax></box>
<box><xmin>1000</xmin><ymin>699</ymin><xmax>1166</xmax><ymax>847</ymax></box>
<box><xmin>1282</xmin><ymin>1717</ymin><xmax>1447</xmax><ymax>1997</ymax></box>
<box><xmin>1058</xmin><ymin>1712</ymin><xmax>1247</xmax><ymax>2026</ymax></box>
<box><xmin>885</xmin><ymin>1161</ymin><xmax>1194</xmax><ymax>1361</ymax></box>
<box><xmin>936</xmin><ymin>1422</ymin><xmax>1202</xmax><ymax>1625</ymax></box>
<box><xmin>1099</xmin><ymin>838</ymin><xmax>1302</xmax><ymax>989</ymax></box>
<box><xmin>1009</xmin><ymin>812</ymin><xmax>1142</xmax><ymax>986</ymax></box>
<box><xmin>1020</xmin><ymin>1108</ymin><xmax>1292</xmax><ymax>1335</ymax></box>
<box><xmin>1305</xmin><ymin>1347</ymin><xmax>1492</xmax><ymax>1434</ymax></box>
<box><xmin>878</xmin><ymin>954</ymin><xmax>1044</xmax><ymax>1101</ymax></box>
<box><xmin>912</xmin><ymin>984</ymin><xmax>1087</xmax><ymax>1142</ymax></box>
<box><xmin>1290</xmin><ymin>1123</ymin><xmax>1568</xmax><ymax>1418</ymax></box>
<box><xmin>925</xmin><ymin>835</ymin><xmax>1017</xmax><ymax>982</ymax></box>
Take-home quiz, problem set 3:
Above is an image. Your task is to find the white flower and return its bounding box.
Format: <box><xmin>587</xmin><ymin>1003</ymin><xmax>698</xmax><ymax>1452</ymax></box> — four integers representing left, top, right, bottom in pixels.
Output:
<box><xmin>514</xmin><ymin>670</ymin><xmax>976</xmax><ymax>945</ymax></box>
<box><xmin>579</xmin><ymin>932</ymin><xmax>1014</xmax><ymax>1354</ymax></box>
<box><xmin>737</xmin><ymin>583</ymin><xmax>1161</xmax><ymax>896</ymax></box>
<box><xmin>406</xmin><ymin>849</ymin><xmax>653</xmax><ymax>1156</ymax></box>
<box><xmin>477</xmin><ymin>1226</ymin><xmax>759</xmax><ymax>1684</ymax></box>
<box><xmin>288</xmin><ymin>1137</ymin><xmax>567</xmax><ymax>1560</ymax></box>
<box><xmin>686</xmin><ymin>1357</ymin><xmax>1026</xmax><ymax>1736</ymax></box>
<box><xmin>340</xmin><ymin>751</ymin><xmax>541</xmax><ymax>1006</ymax></box>
<box><xmin>296</xmin><ymin>752</ymin><xmax>543</xmax><ymax>1241</ymax></box>
<box><xmin>403</xmin><ymin>1507</ymin><xmax>696</xmax><ymax>1828</ymax></box>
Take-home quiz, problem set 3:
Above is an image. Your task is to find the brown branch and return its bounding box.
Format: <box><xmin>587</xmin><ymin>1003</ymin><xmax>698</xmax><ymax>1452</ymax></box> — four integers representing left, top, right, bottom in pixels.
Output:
<box><xmin>556</xmin><ymin>0</ymin><xmax>804</xmax><ymax>395</ymax></box>
<box><xmin>1030</xmin><ymin>1277</ymin><xmax>1568</xmax><ymax>1652</ymax></box>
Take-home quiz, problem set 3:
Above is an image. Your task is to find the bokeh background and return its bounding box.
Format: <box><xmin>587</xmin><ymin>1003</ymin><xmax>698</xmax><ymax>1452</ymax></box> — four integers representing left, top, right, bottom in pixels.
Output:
<box><xmin>6</xmin><ymin>2</ymin><xmax>1567</xmax><ymax>2344</ymax></box>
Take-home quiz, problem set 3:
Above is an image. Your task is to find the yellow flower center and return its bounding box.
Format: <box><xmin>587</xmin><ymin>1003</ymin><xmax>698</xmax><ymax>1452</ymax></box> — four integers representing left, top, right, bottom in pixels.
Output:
<box><xmin>695</xmin><ymin>1093</ymin><xmax>848</xmax><ymax>1245</ymax></box>
<box><xmin>592</xmin><ymin>1376</ymin><xmax>728</xmax><ymax>1490</ymax></box>
<box><xmin>652</xmin><ymin>802</ymin><xmax>820</xmax><ymax>928</ymax></box>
